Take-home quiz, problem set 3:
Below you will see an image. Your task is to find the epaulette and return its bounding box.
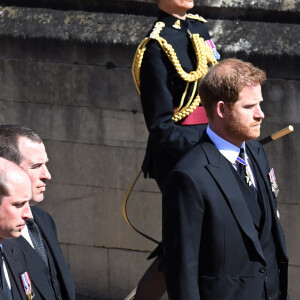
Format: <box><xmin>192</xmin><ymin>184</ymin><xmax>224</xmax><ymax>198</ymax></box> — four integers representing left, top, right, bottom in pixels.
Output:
<box><xmin>186</xmin><ymin>13</ymin><xmax>207</xmax><ymax>23</ymax></box>
<box><xmin>149</xmin><ymin>21</ymin><xmax>165</xmax><ymax>39</ymax></box>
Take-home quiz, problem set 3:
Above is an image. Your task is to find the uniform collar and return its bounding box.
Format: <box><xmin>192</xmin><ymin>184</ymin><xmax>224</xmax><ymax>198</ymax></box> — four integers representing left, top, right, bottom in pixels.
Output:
<box><xmin>158</xmin><ymin>9</ymin><xmax>189</xmax><ymax>30</ymax></box>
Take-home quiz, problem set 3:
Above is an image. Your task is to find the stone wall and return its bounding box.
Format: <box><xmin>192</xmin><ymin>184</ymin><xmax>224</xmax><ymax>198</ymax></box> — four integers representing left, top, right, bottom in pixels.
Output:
<box><xmin>0</xmin><ymin>1</ymin><xmax>299</xmax><ymax>299</ymax></box>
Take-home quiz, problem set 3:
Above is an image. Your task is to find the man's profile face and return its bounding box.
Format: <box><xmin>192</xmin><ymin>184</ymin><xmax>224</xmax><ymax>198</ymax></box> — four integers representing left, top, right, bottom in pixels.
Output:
<box><xmin>18</xmin><ymin>137</ymin><xmax>51</xmax><ymax>205</ymax></box>
<box><xmin>0</xmin><ymin>171</ymin><xmax>32</xmax><ymax>241</ymax></box>
<box><xmin>224</xmin><ymin>84</ymin><xmax>264</xmax><ymax>146</ymax></box>
<box><xmin>159</xmin><ymin>0</ymin><xmax>194</xmax><ymax>14</ymax></box>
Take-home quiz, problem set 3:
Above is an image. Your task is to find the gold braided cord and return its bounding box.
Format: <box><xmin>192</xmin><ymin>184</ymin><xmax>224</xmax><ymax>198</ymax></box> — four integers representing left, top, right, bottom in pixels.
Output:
<box><xmin>132</xmin><ymin>21</ymin><xmax>218</xmax><ymax>122</ymax></box>
<box><xmin>174</xmin><ymin>81</ymin><xmax>190</xmax><ymax>113</ymax></box>
<box><xmin>159</xmin><ymin>34</ymin><xmax>217</xmax><ymax>83</ymax></box>
<box><xmin>132</xmin><ymin>38</ymin><xmax>151</xmax><ymax>95</ymax></box>
<box><xmin>173</xmin><ymin>94</ymin><xmax>201</xmax><ymax>122</ymax></box>
<box><xmin>182</xmin><ymin>79</ymin><xmax>198</xmax><ymax>110</ymax></box>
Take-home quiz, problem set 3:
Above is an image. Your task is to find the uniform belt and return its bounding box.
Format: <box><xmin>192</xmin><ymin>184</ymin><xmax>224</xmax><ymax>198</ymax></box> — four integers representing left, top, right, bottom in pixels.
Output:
<box><xmin>177</xmin><ymin>106</ymin><xmax>208</xmax><ymax>125</ymax></box>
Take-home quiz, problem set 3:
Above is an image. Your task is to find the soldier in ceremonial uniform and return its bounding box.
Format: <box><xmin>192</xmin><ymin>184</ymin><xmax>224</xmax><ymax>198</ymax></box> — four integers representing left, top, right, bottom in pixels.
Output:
<box><xmin>129</xmin><ymin>0</ymin><xmax>220</xmax><ymax>299</ymax></box>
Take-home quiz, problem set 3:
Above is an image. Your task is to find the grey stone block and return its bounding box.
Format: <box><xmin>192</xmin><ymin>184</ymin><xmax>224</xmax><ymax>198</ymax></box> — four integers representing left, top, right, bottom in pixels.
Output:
<box><xmin>69</xmin><ymin>244</ymin><xmax>109</xmax><ymax>299</ymax></box>
<box><xmin>108</xmin><ymin>248</ymin><xmax>152</xmax><ymax>300</ymax></box>
<box><xmin>262</xmin><ymin>79</ymin><xmax>300</xmax><ymax>123</ymax></box>
<box><xmin>44</xmin><ymin>187</ymin><xmax>96</xmax><ymax>246</ymax></box>
<box><xmin>59</xmin><ymin>243</ymin><xmax>70</xmax><ymax>268</ymax></box>
<box><xmin>0</xmin><ymin>100</ymin><xmax>147</xmax><ymax>147</ymax></box>
<box><xmin>0</xmin><ymin>59</ymin><xmax>140</xmax><ymax>112</ymax></box>
<box><xmin>277</xmin><ymin>203</ymin><xmax>300</xmax><ymax>266</ymax></box>
<box><xmin>1</xmin><ymin>6</ymin><xmax>299</xmax><ymax>58</ymax></box>
<box><xmin>93</xmin><ymin>188</ymin><xmax>162</xmax><ymax>251</ymax></box>
<box><xmin>39</xmin><ymin>182</ymin><xmax>161</xmax><ymax>251</ymax></box>
<box><xmin>44</xmin><ymin>140</ymin><xmax>143</xmax><ymax>190</ymax></box>
<box><xmin>197</xmin><ymin>0</ymin><xmax>300</xmax><ymax>11</ymax></box>
<box><xmin>288</xmin><ymin>265</ymin><xmax>300</xmax><ymax>300</ymax></box>
<box><xmin>102</xmin><ymin>109</ymin><xmax>147</xmax><ymax>148</ymax></box>
<box><xmin>0</xmin><ymin>38</ymin><xmax>137</xmax><ymax>67</ymax></box>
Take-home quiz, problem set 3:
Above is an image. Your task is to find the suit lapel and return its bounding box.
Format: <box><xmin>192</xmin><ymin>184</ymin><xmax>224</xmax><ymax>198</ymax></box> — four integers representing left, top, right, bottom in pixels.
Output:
<box><xmin>201</xmin><ymin>141</ymin><xmax>265</xmax><ymax>262</ymax></box>
<box><xmin>246</xmin><ymin>143</ymin><xmax>275</xmax><ymax>216</ymax></box>
<box><xmin>17</xmin><ymin>236</ymin><xmax>56</xmax><ymax>299</ymax></box>
<box><xmin>32</xmin><ymin>209</ymin><xmax>64</xmax><ymax>271</ymax></box>
<box><xmin>0</xmin><ymin>288</ymin><xmax>10</xmax><ymax>300</ymax></box>
<box><xmin>32</xmin><ymin>207</ymin><xmax>74</xmax><ymax>299</ymax></box>
<box><xmin>246</xmin><ymin>142</ymin><xmax>289</xmax><ymax>260</ymax></box>
<box><xmin>2</xmin><ymin>241</ymin><xmax>28</xmax><ymax>300</ymax></box>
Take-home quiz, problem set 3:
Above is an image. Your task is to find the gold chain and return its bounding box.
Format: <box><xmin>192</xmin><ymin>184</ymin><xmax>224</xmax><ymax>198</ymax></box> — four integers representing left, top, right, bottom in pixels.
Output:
<box><xmin>132</xmin><ymin>21</ymin><xmax>218</xmax><ymax>122</ymax></box>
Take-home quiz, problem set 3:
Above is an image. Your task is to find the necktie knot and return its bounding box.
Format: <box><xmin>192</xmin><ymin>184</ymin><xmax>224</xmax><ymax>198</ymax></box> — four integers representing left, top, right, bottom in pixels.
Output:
<box><xmin>237</xmin><ymin>148</ymin><xmax>246</xmax><ymax>166</ymax></box>
<box><xmin>236</xmin><ymin>148</ymin><xmax>247</xmax><ymax>178</ymax></box>
<box><xmin>26</xmin><ymin>219</ymin><xmax>49</xmax><ymax>268</ymax></box>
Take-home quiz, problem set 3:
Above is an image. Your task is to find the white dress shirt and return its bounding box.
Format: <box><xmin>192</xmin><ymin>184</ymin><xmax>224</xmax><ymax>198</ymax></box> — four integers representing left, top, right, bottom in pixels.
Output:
<box><xmin>206</xmin><ymin>125</ymin><xmax>257</xmax><ymax>188</ymax></box>
<box><xmin>21</xmin><ymin>225</ymin><xmax>34</xmax><ymax>248</ymax></box>
<box><xmin>0</xmin><ymin>244</ymin><xmax>11</xmax><ymax>289</ymax></box>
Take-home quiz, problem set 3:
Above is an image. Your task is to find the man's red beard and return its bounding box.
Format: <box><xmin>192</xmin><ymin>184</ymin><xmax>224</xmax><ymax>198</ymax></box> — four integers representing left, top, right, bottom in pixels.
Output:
<box><xmin>224</xmin><ymin>111</ymin><xmax>262</xmax><ymax>142</ymax></box>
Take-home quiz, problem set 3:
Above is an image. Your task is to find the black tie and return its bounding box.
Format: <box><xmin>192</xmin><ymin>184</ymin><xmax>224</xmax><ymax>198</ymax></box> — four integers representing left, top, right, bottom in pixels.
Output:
<box><xmin>237</xmin><ymin>148</ymin><xmax>262</xmax><ymax>230</ymax></box>
<box><xmin>0</xmin><ymin>248</ymin><xmax>13</xmax><ymax>300</ymax></box>
<box><xmin>26</xmin><ymin>219</ymin><xmax>49</xmax><ymax>268</ymax></box>
<box><xmin>238</xmin><ymin>148</ymin><xmax>256</xmax><ymax>194</ymax></box>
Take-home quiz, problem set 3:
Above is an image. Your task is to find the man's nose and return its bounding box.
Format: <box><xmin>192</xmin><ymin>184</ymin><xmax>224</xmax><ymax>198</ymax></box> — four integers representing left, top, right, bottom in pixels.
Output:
<box><xmin>23</xmin><ymin>202</ymin><xmax>33</xmax><ymax>219</ymax></box>
<box><xmin>255</xmin><ymin>105</ymin><xmax>265</xmax><ymax>119</ymax></box>
<box><xmin>41</xmin><ymin>165</ymin><xmax>51</xmax><ymax>180</ymax></box>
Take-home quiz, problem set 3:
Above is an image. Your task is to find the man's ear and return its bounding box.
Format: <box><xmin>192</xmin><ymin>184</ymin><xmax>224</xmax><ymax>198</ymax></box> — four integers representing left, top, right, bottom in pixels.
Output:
<box><xmin>216</xmin><ymin>101</ymin><xmax>227</xmax><ymax>119</ymax></box>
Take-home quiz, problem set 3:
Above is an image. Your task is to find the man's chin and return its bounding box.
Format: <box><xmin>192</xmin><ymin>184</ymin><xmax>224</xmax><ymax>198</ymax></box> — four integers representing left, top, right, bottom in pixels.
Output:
<box><xmin>7</xmin><ymin>232</ymin><xmax>22</xmax><ymax>239</ymax></box>
<box><xmin>30</xmin><ymin>196</ymin><xmax>44</xmax><ymax>206</ymax></box>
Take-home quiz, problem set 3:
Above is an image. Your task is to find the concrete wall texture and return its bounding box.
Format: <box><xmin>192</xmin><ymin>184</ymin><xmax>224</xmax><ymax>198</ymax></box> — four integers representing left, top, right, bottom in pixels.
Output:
<box><xmin>0</xmin><ymin>0</ymin><xmax>299</xmax><ymax>299</ymax></box>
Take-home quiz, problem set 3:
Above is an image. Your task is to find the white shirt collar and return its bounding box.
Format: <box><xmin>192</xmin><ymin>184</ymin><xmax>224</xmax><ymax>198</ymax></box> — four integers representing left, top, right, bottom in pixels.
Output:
<box><xmin>21</xmin><ymin>225</ymin><xmax>34</xmax><ymax>248</ymax></box>
<box><xmin>206</xmin><ymin>125</ymin><xmax>245</xmax><ymax>164</ymax></box>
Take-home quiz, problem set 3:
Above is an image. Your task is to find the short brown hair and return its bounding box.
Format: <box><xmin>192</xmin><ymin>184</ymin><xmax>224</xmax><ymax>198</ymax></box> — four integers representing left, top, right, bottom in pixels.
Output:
<box><xmin>199</xmin><ymin>58</ymin><xmax>266</xmax><ymax>119</ymax></box>
<box><xmin>0</xmin><ymin>171</ymin><xmax>9</xmax><ymax>203</ymax></box>
<box><xmin>0</xmin><ymin>125</ymin><xmax>42</xmax><ymax>165</ymax></box>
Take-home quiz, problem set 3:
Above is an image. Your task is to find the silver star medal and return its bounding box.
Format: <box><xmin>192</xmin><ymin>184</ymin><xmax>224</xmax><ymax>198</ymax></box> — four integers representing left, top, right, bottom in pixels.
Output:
<box><xmin>245</xmin><ymin>166</ymin><xmax>254</xmax><ymax>187</ymax></box>
<box><xmin>268</xmin><ymin>168</ymin><xmax>279</xmax><ymax>197</ymax></box>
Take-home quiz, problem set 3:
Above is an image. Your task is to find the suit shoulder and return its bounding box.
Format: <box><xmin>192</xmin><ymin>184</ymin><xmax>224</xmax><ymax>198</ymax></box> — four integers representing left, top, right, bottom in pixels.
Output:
<box><xmin>247</xmin><ymin>140</ymin><xmax>270</xmax><ymax>169</ymax></box>
<box><xmin>31</xmin><ymin>205</ymin><xmax>55</xmax><ymax>227</ymax></box>
<box><xmin>248</xmin><ymin>140</ymin><xmax>267</xmax><ymax>156</ymax></box>
<box><xmin>173</xmin><ymin>144</ymin><xmax>207</xmax><ymax>173</ymax></box>
<box><xmin>31</xmin><ymin>205</ymin><xmax>51</xmax><ymax>218</ymax></box>
<box><xmin>2</xmin><ymin>239</ymin><xmax>27</xmax><ymax>264</ymax></box>
<box><xmin>3</xmin><ymin>238</ymin><xmax>23</xmax><ymax>250</ymax></box>
<box><xmin>248</xmin><ymin>139</ymin><xmax>262</xmax><ymax>147</ymax></box>
<box><xmin>186</xmin><ymin>13</ymin><xmax>207</xmax><ymax>23</ymax></box>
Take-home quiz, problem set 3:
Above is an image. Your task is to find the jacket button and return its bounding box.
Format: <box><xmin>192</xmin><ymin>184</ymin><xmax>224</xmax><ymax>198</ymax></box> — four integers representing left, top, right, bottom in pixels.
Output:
<box><xmin>259</xmin><ymin>266</ymin><xmax>266</xmax><ymax>273</ymax></box>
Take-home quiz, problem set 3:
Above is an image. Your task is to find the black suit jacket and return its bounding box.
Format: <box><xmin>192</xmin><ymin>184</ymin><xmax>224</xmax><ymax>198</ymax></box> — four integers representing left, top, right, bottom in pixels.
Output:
<box><xmin>2</xmin><ymin>239</ymin><xmax>32</xmax><ymax>300</ymax></box>
<box><xmin>5</xmin><ymin>206</ymin><xmax>75</xmax><ymax>300</ymax></box>
<box><xmin>162</xmin><ymin>137</ymin><xmax>289</xmax><ymax>300</ymax></box>
<box><xmin>140</xmin><ymin>10</ymin><xmax>212</xmax><ymax>190</ymax></box>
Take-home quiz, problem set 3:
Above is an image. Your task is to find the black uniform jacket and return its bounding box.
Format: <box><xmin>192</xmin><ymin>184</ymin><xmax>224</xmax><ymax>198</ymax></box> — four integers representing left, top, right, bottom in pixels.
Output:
<box><xmin>4</xmin><ymin>206</ymin><xmax>75</xmax><ymax>300</ymax></box>
<box><xmin>162</xmin><ymin>136</ymin><xmax>289</xmax><ymax>300</ymax></box>
<box><xmin>140</xmin><ymin>10</ymin><xmax>214</xmax><ymax>190</ymax></box>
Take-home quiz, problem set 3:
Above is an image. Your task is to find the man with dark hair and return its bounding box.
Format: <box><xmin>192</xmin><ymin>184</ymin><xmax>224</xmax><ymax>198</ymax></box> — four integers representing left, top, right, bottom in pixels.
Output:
<box><xmin>0</xmin><ymin>157</ymin><xmax>33</xmax><ymax>299</ymax></box>
<box><xmin>0</xmin><ymin>125</ymin><xmax>75</xmax><ymax>300</ymax></box>
<box><xmin>163</xmin><ymin>58</ymin><xmax>289</xmax><ymax>300</ymax></box>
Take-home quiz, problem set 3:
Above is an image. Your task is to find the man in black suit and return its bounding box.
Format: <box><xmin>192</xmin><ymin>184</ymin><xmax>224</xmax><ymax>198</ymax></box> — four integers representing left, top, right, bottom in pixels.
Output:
<box><xmin>0</xmin><ymin>126</ymin><xmax>75</xmax><ymax>300</ymax></box>
<box><xmin>0</xmin><ymin>157</ymin><xmax>33</xmax><ymax>300</ymax></box>
<box><xmin>163</xmin><ymin>58</ymin><xmax>289</xmax><ymax>300</ymax></box>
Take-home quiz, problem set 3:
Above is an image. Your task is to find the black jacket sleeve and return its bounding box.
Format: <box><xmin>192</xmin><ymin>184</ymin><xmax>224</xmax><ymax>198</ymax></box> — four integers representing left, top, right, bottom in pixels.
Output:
<box><xmin>140</xmin><ymin>40</ymin><xmax>204</xmax><ymax>160</ymax></box>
